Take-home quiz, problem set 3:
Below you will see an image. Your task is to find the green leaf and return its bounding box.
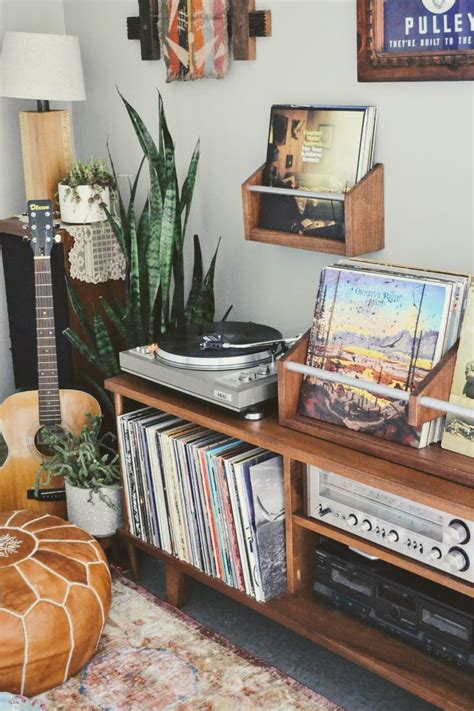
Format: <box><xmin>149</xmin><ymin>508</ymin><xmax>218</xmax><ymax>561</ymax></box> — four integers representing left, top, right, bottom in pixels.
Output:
<box><xmin>99</xmin><ymin>296</ymin><xmax>131</xmax><ymax>348</ymax></box>
<box><xmin>66</xmin><ymin>277</ymin><xmax>94</xmax><ymax>343</ymax></box>
<box><xmin>62</xmin><ymin>327</ymin><xmax>103</xmax><ymax>371</ymax></box>
<box><xmin>106</xmin><ymin>139</ymin><xmax>127</xmax><ymax>229</ymax></box>
<box><xmin>92</xmin><ymin>312</ymin><xmax>120</xmax><ymax>377</ymax></box>
<box><xmin>118</xmin><ymin>88</ymin><xmax>160</xmax><ymax>167</ymax></box>
<box><xmin>188</xmin><ymin>237</ymin><xmax>221</xmax><ymax>324</ymax></box>
<box><xmin>159</xmin><ymin>178</ymin><xmax>178</xmax><ymax>331</ymax></box>
<box><xmin>128</xmin><ymin>199</ymin><xmax>145</xmax><ymax>345</ymax></box>
<box><xmin>181</xmin><ymin>139</ymin><xmax>200</xmax><ymax>239</ymax></box>
<box><xmin>147</xmin><ymin>165</ymin><xmax>163</xmax><ymax>328</ymax></box>
<box><xmin>102</xmin><ymin>204</ymin><xmax>128</xmax><ymax>264</ymax></box>
<box><xmin>184</xmin><ymin>234</ymin><xmax>203</xmax><ymax>325</ymax></box>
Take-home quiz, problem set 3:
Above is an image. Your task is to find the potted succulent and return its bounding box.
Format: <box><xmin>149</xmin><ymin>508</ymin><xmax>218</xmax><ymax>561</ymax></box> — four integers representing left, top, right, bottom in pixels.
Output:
<box><xmin>36</xmin><ymin>414</ymin><xmax>123</xmax><ymax>537</ymax></box>
<box><xmin>58</xmin><ymin>157</ymin><xmax>116</xmax><ymax>224</ymax></box>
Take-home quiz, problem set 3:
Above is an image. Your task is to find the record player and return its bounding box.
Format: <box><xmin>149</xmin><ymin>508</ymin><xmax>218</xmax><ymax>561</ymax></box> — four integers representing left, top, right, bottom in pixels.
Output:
<box><xmin>119</xmin><ymin>322</ymin><xmax>295</xmax><ymax>419</ymax></box>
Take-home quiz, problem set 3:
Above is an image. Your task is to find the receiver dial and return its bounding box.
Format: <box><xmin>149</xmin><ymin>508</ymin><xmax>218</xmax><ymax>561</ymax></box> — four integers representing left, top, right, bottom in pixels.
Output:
<box><xmin>444</xmin><ymin>520</ymin><xmax>470</xmax><ymax>546</ymax></box>
<box><xmin>446</xmin><ymin>548</ymin><xmax>469</xmax><ymax>573</ymax></box>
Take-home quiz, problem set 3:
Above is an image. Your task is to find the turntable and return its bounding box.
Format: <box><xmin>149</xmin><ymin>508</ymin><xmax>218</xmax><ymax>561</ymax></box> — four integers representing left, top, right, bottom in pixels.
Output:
<box><xmin>119</xmin><ymin>322</ymin><xmax>295</xmax><ymax>419</ymax></box>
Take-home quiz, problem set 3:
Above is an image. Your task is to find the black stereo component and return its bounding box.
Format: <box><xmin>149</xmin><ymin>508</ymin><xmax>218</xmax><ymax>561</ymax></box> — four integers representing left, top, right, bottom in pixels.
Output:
<box><xmin>314</xmin><ymin>540</ymin><xmax>474</xmax><ymax>670</ymax></box>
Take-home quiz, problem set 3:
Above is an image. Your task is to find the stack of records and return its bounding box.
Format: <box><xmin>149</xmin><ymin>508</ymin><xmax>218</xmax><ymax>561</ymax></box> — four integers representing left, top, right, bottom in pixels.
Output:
<box><xmin>117</xmin><ymin>409</ymin><xmax>287</xmax><ymax>602</ymax></box>
<box><xmin>298</xmin><ymin>259</ymin><xmax>471</xmax><ymax>448</ymax></box>
<box><xmin>260</xmin><ymin>104</ymin><xmax>377</xmax><ymax>239</ymax></box>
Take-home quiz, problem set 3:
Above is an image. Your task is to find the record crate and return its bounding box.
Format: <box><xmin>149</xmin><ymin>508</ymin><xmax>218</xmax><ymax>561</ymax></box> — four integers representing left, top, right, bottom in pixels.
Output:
<box><xmin>241</xmin><ymin>163</ymin><xmax>384</xmax><ymax>256</ymax></box>
<box><xmin>277</xmin><ymin>331</ymin><xmax>474</xmax><ymax>488</ymax></box>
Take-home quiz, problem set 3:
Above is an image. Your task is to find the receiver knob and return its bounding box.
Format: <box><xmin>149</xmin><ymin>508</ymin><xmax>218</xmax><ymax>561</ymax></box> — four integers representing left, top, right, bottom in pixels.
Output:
<box><xmin>446</xmin><ymin>548</ymin><xmax>469</xmax><ymax>573</ymax></box>
<box><xmin>429</xmin><ymin>547</ymin><xmax>442</xmax><ymax>561</ymax></box>
<box><xmin>387</xmin><ymin>530</ymin><xmax>399</xmax><ymax>543</ymax></box>
<box><xmin>444</xmin><ymin>520</ymin><xmax>470</xmax><ymax>546</ymax></box>
<box><xmin>347</xmin><ymin>514</ymin><xmax>358</xmax><ymax>527</ymax></box>
<box><xmin>360</xmin><ymin>520</ymin><xmax>372</xmax><ymax>532</ymax></box>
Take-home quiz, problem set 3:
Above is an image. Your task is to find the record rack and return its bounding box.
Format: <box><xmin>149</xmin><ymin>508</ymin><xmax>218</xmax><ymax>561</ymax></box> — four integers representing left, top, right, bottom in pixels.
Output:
<box><xmin>106</xmin><ymin>373</ymin><xmax>474</xmax><ymax>711</ymax></box>
<box><xmin>241</xmin><ymin>162</ymin><xmax>384</xmax><ymax>256</ymax></box>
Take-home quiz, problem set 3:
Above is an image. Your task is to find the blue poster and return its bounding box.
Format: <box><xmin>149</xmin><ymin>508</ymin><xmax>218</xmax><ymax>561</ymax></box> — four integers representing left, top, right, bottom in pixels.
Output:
<box><xmin>384</xmin><ymin>0</ymin><xmax>474</xmax><ymax>53</ymax></box>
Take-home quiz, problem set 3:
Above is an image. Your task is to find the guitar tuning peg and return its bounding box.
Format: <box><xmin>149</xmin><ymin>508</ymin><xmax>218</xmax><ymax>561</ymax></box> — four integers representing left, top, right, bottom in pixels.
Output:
<box><xmin>22</xmin><ymin>234</ymin><xmax>31</xmax><ymax>243</ymax></box>
<box><xmin>54</xmin><ymin>234</ymin><xmax>62</xmax><ymax>243</ymax></box>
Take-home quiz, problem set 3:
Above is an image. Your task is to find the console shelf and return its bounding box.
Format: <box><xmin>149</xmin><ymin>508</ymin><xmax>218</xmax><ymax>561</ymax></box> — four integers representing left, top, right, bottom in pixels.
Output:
<box><xmin>106</xmin><ymin>374</ymin><xmax>474</xmax><ymax>710</ymax></box>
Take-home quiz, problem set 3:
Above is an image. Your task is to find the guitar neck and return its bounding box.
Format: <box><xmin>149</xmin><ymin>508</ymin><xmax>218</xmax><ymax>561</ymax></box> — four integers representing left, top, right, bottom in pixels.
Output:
<box><xmin>34</xmin><ymin>256</ymin><xmax>61</xmax><ymax>425</ymax></box>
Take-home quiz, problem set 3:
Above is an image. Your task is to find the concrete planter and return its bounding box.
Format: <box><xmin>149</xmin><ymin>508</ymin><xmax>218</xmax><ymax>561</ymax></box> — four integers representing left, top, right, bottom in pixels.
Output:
<box><xmin>65</xmin><ymin>480</ymin><xmax>123</xmax><ymax>537</ymax></box>
<box><xmin>58</xmin><ymin>184</ymin><xmax>111</xmax><ymax>224</ymax></box>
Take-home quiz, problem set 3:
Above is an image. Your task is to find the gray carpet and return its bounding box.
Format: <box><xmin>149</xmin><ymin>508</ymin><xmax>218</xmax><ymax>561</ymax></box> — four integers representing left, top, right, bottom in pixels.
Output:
<box><xmin>129</xmin><ymin>551</ymin><xmax>438</xmax><ymax>711</ymax></box>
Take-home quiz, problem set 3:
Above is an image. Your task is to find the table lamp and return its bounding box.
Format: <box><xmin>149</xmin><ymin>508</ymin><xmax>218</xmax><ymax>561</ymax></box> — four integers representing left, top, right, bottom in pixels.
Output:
<box><xmin>0</xmin><ymin>31</ymin><xmax>86</xmax><ymax>202</ymax></box>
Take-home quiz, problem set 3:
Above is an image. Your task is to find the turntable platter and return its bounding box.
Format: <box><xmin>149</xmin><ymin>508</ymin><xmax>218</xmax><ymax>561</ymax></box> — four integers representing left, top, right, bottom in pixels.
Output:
<box><xmin>156</xmin><ymin>321</ymin><xmax>283</xmax><ymax>370</ymax></box>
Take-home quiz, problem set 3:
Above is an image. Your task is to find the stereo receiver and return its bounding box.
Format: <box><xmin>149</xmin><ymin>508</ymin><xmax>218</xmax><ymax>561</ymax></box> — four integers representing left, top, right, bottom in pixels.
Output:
<box><xmin>307</xmin><ymin>466</ymin><xmax>474</xmax><ymax>582</ymax></box>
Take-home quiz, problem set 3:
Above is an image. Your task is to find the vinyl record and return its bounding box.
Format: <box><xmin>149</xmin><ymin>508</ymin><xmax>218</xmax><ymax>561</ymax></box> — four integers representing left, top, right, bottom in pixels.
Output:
<box><xmin>156</xmin><ymin>322</ymin><xmax>283</xmax><ymax>370</ymax></box>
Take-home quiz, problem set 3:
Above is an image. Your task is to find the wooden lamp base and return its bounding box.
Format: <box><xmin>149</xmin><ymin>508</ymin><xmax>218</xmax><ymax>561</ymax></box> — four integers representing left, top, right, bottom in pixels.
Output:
<box><xmin>19</xmin><ymin>109</ymin><xmax>74</xmax><ymax>203</ymax></box>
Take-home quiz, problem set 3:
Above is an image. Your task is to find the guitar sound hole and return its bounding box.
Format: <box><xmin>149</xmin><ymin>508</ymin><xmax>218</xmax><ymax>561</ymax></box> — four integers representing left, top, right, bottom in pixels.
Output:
<box><xmin>34</xmin><ymin>425</ymin><xmax>66</xmax><ymax>457</ymax></box>
<box><xmin>0</xmin><ymin>433</ymin><xmax>7</xmax><ymax>467</ymax></box>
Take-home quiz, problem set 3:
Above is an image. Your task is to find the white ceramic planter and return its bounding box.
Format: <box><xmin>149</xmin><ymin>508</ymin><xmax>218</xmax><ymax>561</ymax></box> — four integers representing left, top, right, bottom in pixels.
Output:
<box><xmin>65</xmin><ymin>480</ymin><xmax>123</xmax><ymax>537</ymax></box>
<box><xmin>58</xmin><ymin>184</ymin><xmax>111</xmax><ymax>224</ymax></box>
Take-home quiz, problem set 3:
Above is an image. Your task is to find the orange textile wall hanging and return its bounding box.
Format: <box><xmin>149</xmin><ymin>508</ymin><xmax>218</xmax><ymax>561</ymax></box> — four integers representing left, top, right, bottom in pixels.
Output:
<box><xmin>158</xmin><ymin>0</ymin><xmax>230</xmax><ymax>81</ymax></box>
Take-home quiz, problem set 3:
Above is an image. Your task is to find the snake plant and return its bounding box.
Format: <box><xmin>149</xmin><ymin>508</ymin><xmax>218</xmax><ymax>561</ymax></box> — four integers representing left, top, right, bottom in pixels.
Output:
<box><xmin>63</xmin><ymin>91</ymin><xmax>228</xmax><ymax>411</ymax></box>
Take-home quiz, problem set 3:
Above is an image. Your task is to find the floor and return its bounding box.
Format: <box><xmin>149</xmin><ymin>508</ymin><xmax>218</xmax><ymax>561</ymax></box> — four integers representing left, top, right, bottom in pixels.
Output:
<box><xmin>129</xmin><ymin>551</ymin><xmax>438</xmax><ymax>711</ymax></box>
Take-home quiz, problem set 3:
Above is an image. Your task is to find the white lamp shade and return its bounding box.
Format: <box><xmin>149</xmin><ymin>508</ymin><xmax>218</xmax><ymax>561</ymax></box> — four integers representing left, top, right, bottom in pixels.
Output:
<box><xmin>0</xmin><ymin>31</ymin><xmax>86</xmax><ymax>101</ymax></box>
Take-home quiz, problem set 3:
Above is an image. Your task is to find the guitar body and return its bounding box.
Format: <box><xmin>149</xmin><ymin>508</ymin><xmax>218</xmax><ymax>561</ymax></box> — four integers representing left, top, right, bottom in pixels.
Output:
<box><xmin>0</xmin><ymin>389</ymin><xmax>101</xmax><ymax>516</ymax></box>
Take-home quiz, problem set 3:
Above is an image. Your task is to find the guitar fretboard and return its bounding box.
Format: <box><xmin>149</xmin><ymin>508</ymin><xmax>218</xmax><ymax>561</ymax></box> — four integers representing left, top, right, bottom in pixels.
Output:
<box><xmin>35</xmin><ymin>256</ymin><xmax>61</xmax><ymax>425</ymax></box>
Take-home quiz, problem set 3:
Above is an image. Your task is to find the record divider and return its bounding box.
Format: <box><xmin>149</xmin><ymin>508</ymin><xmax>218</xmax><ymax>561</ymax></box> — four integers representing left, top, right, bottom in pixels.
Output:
<box><xmin>107</xmin><ymin>376</ymin><xmax>474</xmax><ymax>711</ymax></box>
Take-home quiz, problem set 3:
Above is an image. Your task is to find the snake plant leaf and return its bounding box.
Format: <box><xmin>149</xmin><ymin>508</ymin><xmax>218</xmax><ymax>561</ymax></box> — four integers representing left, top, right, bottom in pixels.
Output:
<box><xmin>146</xmin><ymin>166</ymin><xmax>163</xmax><ymax>330</ymax></box>
<box><xmin>188</xmin><ymin>238</ymin><xmax>221</xmax><ymax>324</ymax></box>
<box><xmin>184</xmin><ymin>234</ymin><xmax>203</xmax><ymax>325</ymax></box>
<box><xmin>127</xmin><ymin>156</ymin><xmax>146</xmax><ymax>226</ymax></box>
<box><xmin>118</xmin><ymin>89</ymin><xmax>160</xmax><ymax>168</ymax></box>
<box><xmin>102</xmin><ymin>204</ymin><xmax>128</xmax><ymax>264</ymax></box>
<box><xmin>159</xmin><ymin>177</ymin><xmax>178</xmax><ymax>331</ymax></box>
<box><xmin>62</xmin><ymin>327</ymin><xmax>104</xmax><ymax>372</ymax></box>
<box><xmin>93</xmin><ymin>311</ymin><xmax>120</xmax><ymax>376</ymax></box>
<box><xmin>66</xmin><ymin>277</ymin><xmax>94</xmax><ymax>343</ymax></box>
<box><xmin>128</xmin><ymin>199</ymin><xmax>145</xmax><ymax>346</ymax></box>
<box><xmin>106</xmin><ymin>139</ymin><xmax>127</xmax><ymax>234</ymax></box>
<box><xmin>137</xmin><ymin>197</ymin><xmax>151</xmax><ymax>268</ymax></box>
<box><xmin>158</xmin><ymin>91</ymin><xmax>176</xmax><ymax>182</ymax></box>
<box><xmin>181</xmin><ymin>139</ymin><xmax>200</xmax><ymax>239</ymax></box>
<box><xmin>99</xmin><ymin>296</ymin><xmax>132</xmax><ymax>348</ymax></box>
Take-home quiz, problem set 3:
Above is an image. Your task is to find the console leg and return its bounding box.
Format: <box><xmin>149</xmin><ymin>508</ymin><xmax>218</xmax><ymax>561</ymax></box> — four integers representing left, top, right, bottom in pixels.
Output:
<box><xmin>166</xmin><ymin>563</ymin><xmax>189</xmax><ymax>608</ymax></box>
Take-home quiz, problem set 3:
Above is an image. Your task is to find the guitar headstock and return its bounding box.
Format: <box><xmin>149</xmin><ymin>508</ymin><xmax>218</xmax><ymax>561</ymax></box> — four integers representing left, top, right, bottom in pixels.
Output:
<box><xmin>26</xmin><ymin>200</ymin><xmax>60</xmax><ymax>257</ymax></box>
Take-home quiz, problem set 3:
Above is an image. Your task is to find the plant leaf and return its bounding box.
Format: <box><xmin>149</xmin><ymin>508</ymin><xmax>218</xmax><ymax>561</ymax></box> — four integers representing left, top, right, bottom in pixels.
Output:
<box><xmin>66</xmin><ymin>277</ymin><xmax>94</xmax><ymax>343</ymax></box>
<box><xmin>188</xmin><ymin>237</ymin><xmax>221</xmax><ymax>324</ymax></box>
<box><xmin>184</xmin><ymin>234</ymin><xmax>203</xmax><ymax>325</ymax></box>
<box><xmin>62</xmin><ymin>327</ymin><xmax>104</xmax><ymax>371</ymax></box>
<box><xmin>181</xmin><ymin>139</ymin><xmax>200</xmax><ymax>239</ymax></box>
<box><xmin>92</xmin><ymin>312</ymin><xmax>120</xmax><ymax>377</ymax></box>
<box><xmin>99</xmin><ymin>296</ymin><xmax>131</xmax><ymax>348</ymax></box>
<box><xmin>118</xmin><ymin>88</ymin><xmax>160</xmax><ymax>167</ymax></box>
<box><xmin>159</xmin><ymin>177</ymin><xmax>178</xmax><ymax>331</ymax></box>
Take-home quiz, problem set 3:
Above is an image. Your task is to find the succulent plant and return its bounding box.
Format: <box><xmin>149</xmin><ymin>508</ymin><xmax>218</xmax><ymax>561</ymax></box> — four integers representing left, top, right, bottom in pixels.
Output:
<box><xmin>59</xmin><ymin>157</ymin><xmax>116</xmax><ymax>204</ymax></box>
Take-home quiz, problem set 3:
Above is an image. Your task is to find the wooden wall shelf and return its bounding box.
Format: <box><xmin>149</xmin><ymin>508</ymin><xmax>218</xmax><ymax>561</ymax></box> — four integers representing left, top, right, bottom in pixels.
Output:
<box><xmin>278</xmin><ymin>332</ymin><xmax>473</xmax><ymax>488</ymax></box>
<box><xmin>241</xmin><ymin>163</ymin><xmax>384</xmax><ymax>256</ymax></box>
<box><xmin>106</xmin><ymin>374</ymin><xmax>474</xmax><ymax>710</ymax></box>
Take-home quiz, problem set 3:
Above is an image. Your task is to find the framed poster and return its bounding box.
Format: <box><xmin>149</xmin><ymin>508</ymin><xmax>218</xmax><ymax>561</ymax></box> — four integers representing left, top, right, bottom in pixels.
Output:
<box><xmin>357</xmin><ymin>0</ymin><xmax>474</xmax><ymax>81</ymax></box>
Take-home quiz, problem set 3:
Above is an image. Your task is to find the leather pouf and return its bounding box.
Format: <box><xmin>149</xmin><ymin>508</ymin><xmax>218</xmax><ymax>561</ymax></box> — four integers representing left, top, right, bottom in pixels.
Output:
<box><xmin>0</xmin><ymin>510</ymin><xmax>111</xmax><ymax>697</ymax></box>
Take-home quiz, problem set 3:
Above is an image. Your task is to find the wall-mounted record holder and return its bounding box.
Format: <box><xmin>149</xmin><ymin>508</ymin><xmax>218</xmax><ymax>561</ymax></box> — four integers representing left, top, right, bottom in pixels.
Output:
<box><xmin>241</xmin><ymin>163</ymin><xmax>384</xmax><ymax>256</ymax></box>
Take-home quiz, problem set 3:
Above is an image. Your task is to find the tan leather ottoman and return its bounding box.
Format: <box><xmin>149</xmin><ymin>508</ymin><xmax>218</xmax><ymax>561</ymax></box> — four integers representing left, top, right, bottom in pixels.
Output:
<box><xmin>0</xmin><ymin>510</ymin><xmax>111</xmax><ymax>696</ymax></box>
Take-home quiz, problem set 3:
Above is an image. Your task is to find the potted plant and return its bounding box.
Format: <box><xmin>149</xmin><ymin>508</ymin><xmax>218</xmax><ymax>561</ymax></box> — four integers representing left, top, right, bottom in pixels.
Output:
<box><xmin>36</xmin><ymin>414</ymin><xmax>123</xmax><ymax>537</ymax></box>
<box><xmin>58</xmin><ymin>157</ymin><xmax>116</xmax><ymax>224</ymax></box>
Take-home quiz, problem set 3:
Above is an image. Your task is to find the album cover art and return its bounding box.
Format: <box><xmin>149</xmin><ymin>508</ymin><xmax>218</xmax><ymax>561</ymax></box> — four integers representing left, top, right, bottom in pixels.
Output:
<box><xmin>442</xmin><ymin>285</ymin><xmax>474</xmax><ymax>458</ymax></box>
<box><xmin>298</xmin><ymin>267</ymin><xmax>453</xmax><ymax>447</ymax></box>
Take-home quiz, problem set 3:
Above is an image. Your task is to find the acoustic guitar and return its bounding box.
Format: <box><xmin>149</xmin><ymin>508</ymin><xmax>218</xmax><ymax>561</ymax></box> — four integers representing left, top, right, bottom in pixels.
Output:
<box><xmin>0</xmin><ymin>200</ymin><xmax>100</xmax><ymax>516</ymax></box>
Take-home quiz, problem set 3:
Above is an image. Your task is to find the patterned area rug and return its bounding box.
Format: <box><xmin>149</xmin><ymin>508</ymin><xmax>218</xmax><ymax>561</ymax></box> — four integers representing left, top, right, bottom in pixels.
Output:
<box><xmin>35</xmin><ymin>573</ymin><xmax>342</xmax><ymax>710</ymax></box>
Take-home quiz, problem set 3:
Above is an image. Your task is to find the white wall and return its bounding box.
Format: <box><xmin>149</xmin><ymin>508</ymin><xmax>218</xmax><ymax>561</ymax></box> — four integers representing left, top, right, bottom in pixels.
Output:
<box><xmin>0</xmin><ymin>0</ymin><xmax>66</xmax><ymax>399</ymax></box>
<box><xmin>13</xmin><ymin>0</ymin><xmax>474</xmax><ymax>346</ymax></box>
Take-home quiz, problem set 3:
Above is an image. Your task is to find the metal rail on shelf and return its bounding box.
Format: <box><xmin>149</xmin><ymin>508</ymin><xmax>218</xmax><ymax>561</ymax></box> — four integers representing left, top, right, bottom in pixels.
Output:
<box><xmin>285</xmin><ymin>361</ymin><xmax>473</xmax><ymax>420</ymax></box>
<box><xmin>248</xmin><ymin>184</ymin><xmax>347</xmax><ymax>202</ymax></box>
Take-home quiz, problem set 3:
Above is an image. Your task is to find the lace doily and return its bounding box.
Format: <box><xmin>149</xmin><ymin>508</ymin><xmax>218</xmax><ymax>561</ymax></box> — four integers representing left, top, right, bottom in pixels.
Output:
<box><xmin>67</xmin><ymin>221</ymin><xmax>126</xmax><ymax>284</ymax></box>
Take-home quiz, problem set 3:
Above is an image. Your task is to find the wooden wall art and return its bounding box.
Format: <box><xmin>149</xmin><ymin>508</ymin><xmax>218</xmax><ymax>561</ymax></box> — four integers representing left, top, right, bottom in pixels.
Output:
<box><xmin>357</xmin><ymin>0</ymin><xmax>474</xmax><ymax>82</ymax></box>
<box><xmin>127</xmin><ymin>0</ymin><xmax>271</xmax><ymax>68</ymax></box>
